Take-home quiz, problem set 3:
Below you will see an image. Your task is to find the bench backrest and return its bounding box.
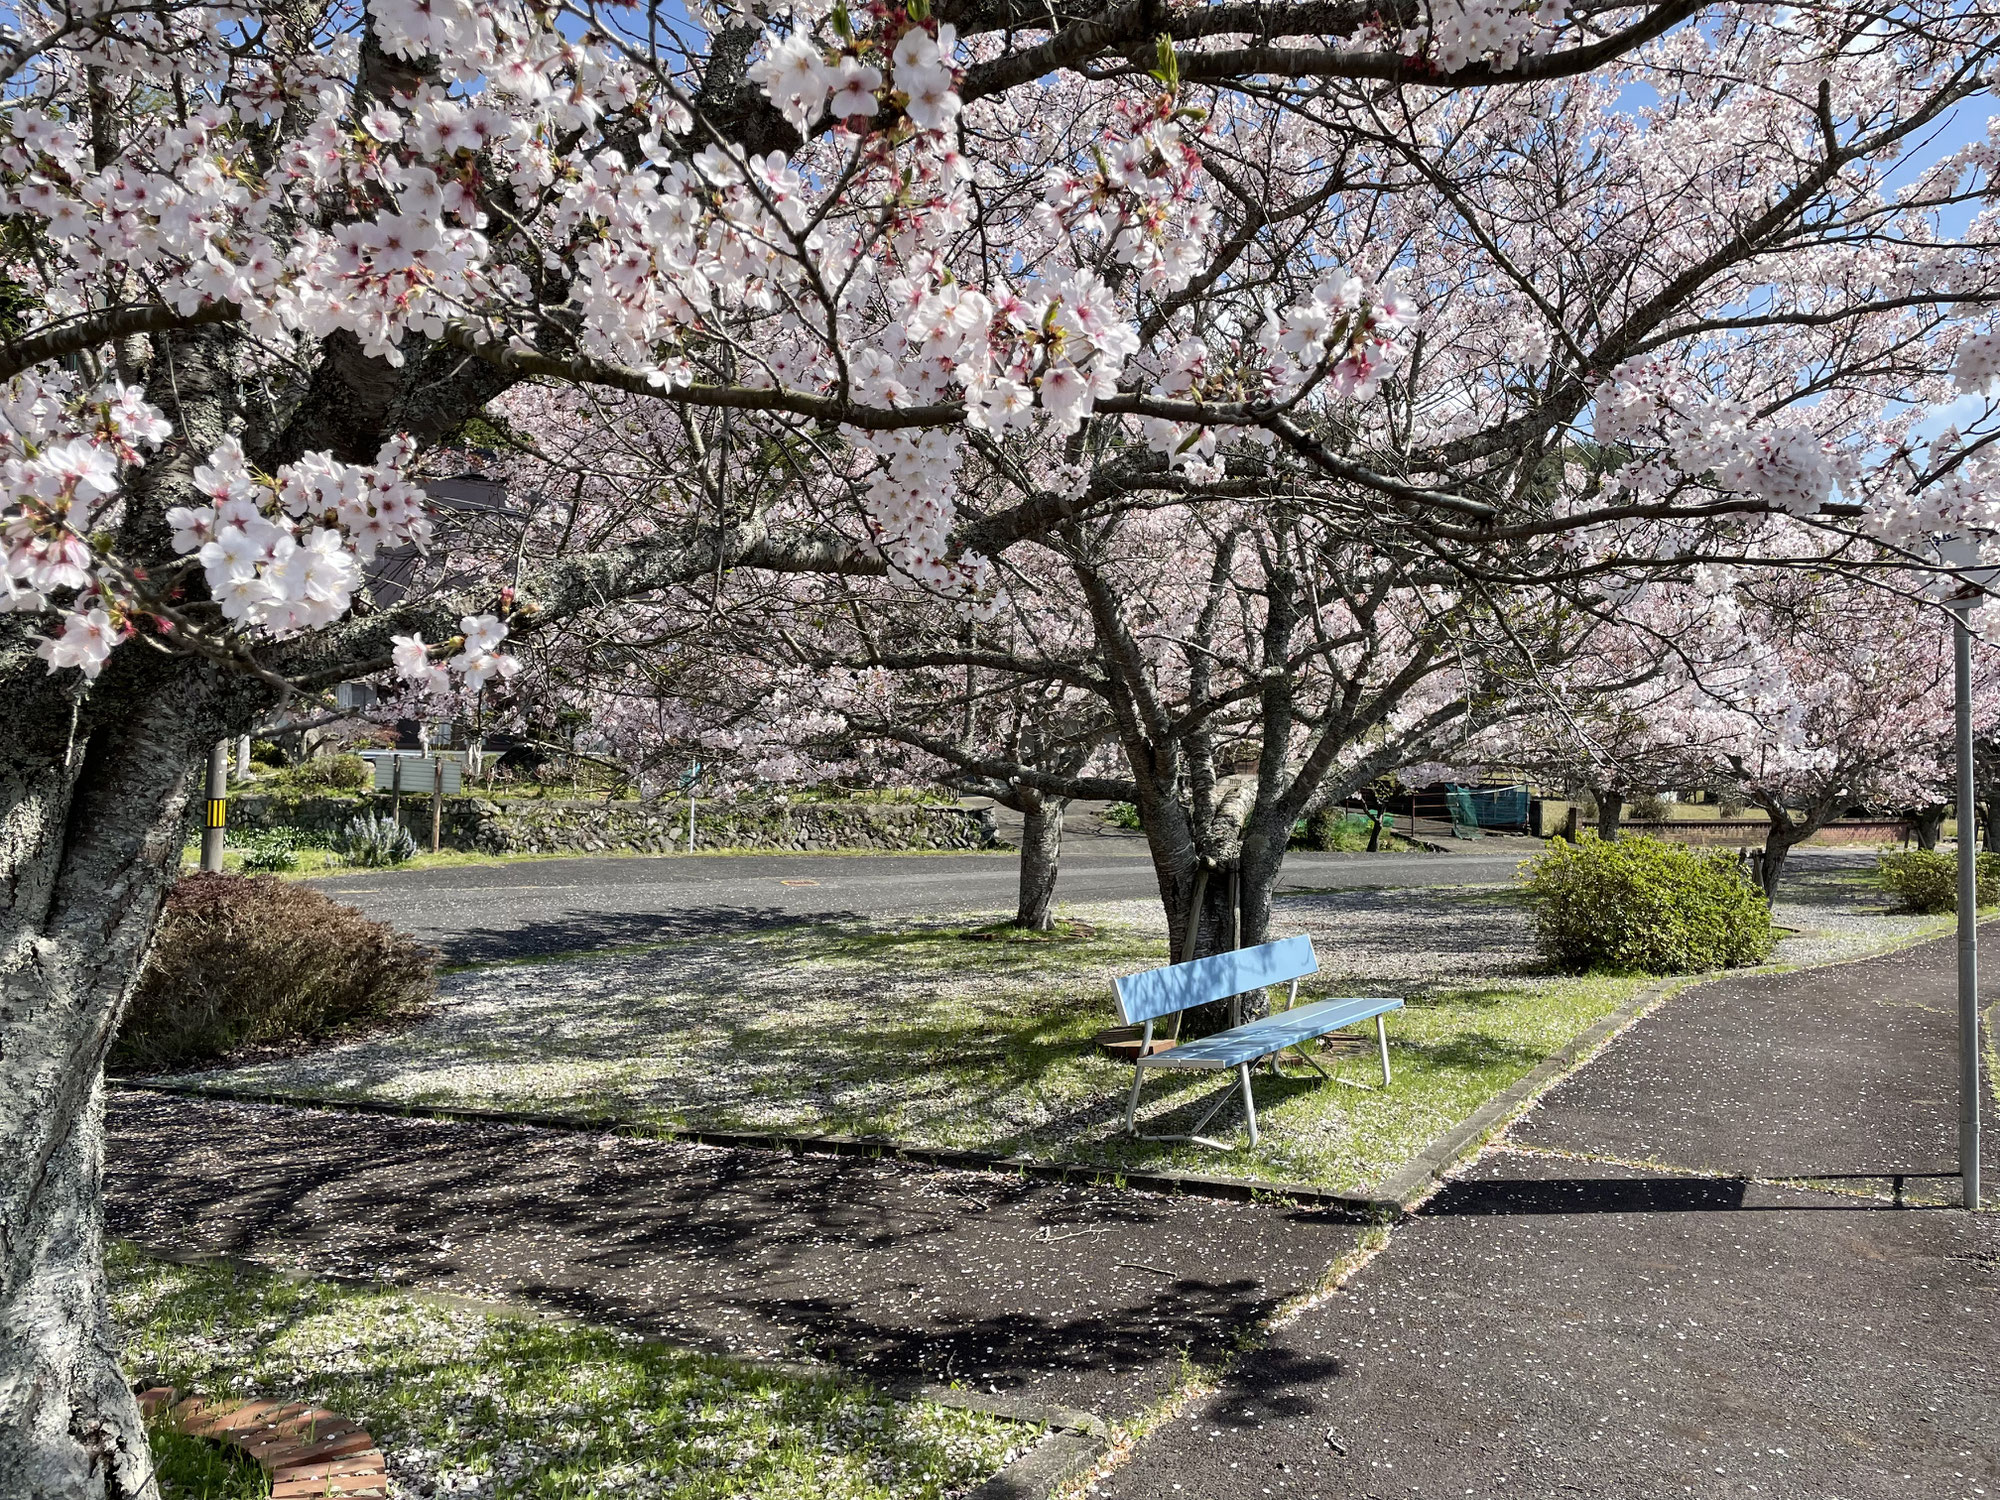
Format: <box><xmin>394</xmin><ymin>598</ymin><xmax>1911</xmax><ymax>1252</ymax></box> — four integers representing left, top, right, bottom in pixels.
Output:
<box><xmin>1114</xmin><ymin>935</ymin><xmax>1318</xmax><ymax>1025</ymax></box>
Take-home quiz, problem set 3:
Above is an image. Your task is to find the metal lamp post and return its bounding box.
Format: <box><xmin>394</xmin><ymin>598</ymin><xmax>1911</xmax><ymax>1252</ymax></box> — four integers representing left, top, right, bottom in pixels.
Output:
<box><xmin>1940</xmin><ymin>532</ymin><xmax>1989</xmax><ymax>1210</ymax></box>
<box><xmin>1952</xmin><ymin>601</ymin><xmax>1983</xmax><ymax>1209</ymax></box>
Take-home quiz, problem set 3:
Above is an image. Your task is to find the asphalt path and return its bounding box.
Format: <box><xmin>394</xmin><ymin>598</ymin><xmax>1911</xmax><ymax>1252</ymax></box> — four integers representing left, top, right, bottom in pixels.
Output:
<box><xmin>307</xmin><ymin>845</ymin><xmax>1534</xmax><ymax>963</ymax></box>
<box><xmin>1098</xmin><ymin>929</ymin><xmax>2000</xmax><ymax>1500</ymax></box>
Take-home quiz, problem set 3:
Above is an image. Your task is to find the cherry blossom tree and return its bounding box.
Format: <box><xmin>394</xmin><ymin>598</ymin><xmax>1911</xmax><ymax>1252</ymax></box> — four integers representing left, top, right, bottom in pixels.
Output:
<box><xmin>4</xmin><ymin>0</ymin><xmax>2000</xmax><ymax>1492</ymax></box>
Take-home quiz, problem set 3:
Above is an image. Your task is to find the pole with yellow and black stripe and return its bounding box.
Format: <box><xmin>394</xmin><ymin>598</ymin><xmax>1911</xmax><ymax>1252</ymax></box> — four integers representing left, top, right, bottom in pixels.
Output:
<box><xmin>200</xmin><ymin>739</ymin><xmax>228</xmax><ymax>872</ymax></box>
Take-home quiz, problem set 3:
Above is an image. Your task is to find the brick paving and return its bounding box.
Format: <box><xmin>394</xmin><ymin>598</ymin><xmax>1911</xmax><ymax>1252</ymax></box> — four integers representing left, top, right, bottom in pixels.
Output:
<box><xmin>139</xmin><ymin>1386</ymin><xmax>388</xmax><ymax>1498</ymax></box>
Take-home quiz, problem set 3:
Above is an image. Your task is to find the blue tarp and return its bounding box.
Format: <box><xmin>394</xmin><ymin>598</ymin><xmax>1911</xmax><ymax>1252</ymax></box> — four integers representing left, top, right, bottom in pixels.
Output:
<box><xmin>1452</xmin><ymin>784</ymin><xmax>1531</xmax><ymax>829</ymax></box>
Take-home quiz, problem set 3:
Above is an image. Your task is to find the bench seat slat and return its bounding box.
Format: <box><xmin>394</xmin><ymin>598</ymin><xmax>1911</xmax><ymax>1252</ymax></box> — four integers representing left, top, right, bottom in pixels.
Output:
<box><xmin>1138</xmin><ymin>996</ymin><xmax>1404</xmax><ymax>1071</ymax></box>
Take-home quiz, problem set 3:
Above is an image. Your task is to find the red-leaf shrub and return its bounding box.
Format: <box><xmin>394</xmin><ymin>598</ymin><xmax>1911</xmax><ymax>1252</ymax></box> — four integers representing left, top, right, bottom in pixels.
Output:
<box><xmin>114</xmin><ymin>874</ymin><xmax>433</xmax><ymax>1070</ymax></box>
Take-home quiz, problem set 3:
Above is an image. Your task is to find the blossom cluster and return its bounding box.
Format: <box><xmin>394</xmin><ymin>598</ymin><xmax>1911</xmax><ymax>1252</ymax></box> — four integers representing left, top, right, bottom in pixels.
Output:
<box><xmin>166</xmin><ymin>437</ymin><xmax>432</xmax><ymax>635</ymax></box>
<box><xmin>1593</xmin><ymin>358</ymin><xmax>1841</xmax><ymax>515</ymax></box>
<box><xmin>1041</xmin><ymin>94</ymin><xmax>1212</xmax><ymax>297</ymax></box>
<box><xmin>1259</xmin><ymin>271</ymin><xmax>1418</xmax><ymax>403</ymax></box>
<box><xmin>0</xmin><ymin>370</ymin><xmax>519</xmax><ymax>686</ymax></box>
<box><xmin>1427</xmin><ymin>0</ymin><xmax>1574</xmax><ymax>72</ymax></box>
<box><xmin>748</xmin><ymin>17</ymin><xmax>961</xmax><ymax>135</ymax></box>
<box><xmin>392</xmin><ymin>613</ymin><xmax>522</xmax><ymax>695</ymax></box>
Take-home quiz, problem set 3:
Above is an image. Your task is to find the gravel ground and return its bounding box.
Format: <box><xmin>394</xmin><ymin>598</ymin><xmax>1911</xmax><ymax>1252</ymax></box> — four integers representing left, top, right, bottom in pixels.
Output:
<box><xmin>154</xmin><ymin>853</ymin><xmax>1955</xmax><ymax>1196</ymax></box>
<box><xmin>107</xmin><ymin>1093</ymin><xmax>1369</xmax><ymax>1422</ymax></box>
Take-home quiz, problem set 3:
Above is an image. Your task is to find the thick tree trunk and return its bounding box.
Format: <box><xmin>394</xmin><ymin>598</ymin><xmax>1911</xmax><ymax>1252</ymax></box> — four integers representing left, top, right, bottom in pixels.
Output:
<box><xmin>1596</xmin><ymin>792</ymin><xmax>1624</xmax><ymax>842</ymax></box>
<box><xmin>1014</xmin><ymin>795</ymin><xmax>1065</xmax><ymax>930</ymax></box>
<box><xmin>2</xmin><ymin>656</ymin><xmax>255</xmax><ymax>1500</ymax></box>
<box><xmin>1909</xmin><ymin>803</ymin><xmax>1949</xmax><ymax>852</ymax></box>
<box><xmin>1760</xmin><ymin>817</ymin><xmax>1811</xmax><ymax>900</ymax></box>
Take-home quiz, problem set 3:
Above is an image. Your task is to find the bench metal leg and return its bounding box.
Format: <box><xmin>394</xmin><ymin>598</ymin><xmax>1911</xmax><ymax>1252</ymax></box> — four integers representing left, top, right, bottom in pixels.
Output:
<box><xmin>1377</xmin><ymin>1014</ymin><xmax>1392</xmax><ymax>1087</ymax></box>
<box><xmin>1278</xmin><ymin>1043</ymin><xmax>1331</xmax><ymax>1080</ymax></box>
<box><xmin>1124</xmin><ymin>1065</ymin><xmax>1259</xmax><ymax>1150</ymax></box>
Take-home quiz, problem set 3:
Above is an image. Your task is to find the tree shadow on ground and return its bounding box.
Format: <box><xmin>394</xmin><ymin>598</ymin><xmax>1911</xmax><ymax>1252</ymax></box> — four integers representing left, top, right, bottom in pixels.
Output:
<box><xmin>107</xmin><ymin>1093</ymin><xmax>1362</xmax><ymax>1415</ymax></box>
<box><xmin>435</xmin><ymin>903</ymin><xmax>844</xmax><ymax>964</ymax></box>
<box><xmin>1420</xmin><ymin>1175</ymin><xmax>1935</xmax><ymax>1216</ymax></box>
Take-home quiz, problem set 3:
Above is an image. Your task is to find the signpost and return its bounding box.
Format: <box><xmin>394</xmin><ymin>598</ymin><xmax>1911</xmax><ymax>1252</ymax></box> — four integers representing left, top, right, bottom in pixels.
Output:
<box><xmin>680</xmin><ymin>762</ymin><xmax>702</xmax><ymax>853</ymax></box>
<box><xmin>200</xmin><ymin>740</ymin><xmax>227</xmax><ymax>872</ymax></box>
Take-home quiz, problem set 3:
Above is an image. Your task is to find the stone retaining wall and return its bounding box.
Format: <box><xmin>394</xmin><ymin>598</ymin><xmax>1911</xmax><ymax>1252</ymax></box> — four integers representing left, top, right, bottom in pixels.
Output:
<box><xmin>227</xmin><ymin>793</ymin><xmax>998</xmax><ymax>856</ymax></box>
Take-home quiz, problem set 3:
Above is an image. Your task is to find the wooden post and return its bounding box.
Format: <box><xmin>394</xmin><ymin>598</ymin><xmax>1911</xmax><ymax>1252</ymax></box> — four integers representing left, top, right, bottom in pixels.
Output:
<box><xmin>391</xmin><ymin>755</ymin><xmax>403</xmax><ymax>829</ymax></box>
<box><xmin>429</xmin><ymin>755</ymin><xmax>443</xmax><ymax>853</ymax></box>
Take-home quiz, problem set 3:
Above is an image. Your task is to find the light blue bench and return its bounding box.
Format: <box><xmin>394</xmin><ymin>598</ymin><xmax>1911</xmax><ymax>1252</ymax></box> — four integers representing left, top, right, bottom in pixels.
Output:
<box><xmin>1113</xmin><ymin>935</ymin><xmax>1402</xmax><ymax>1148</ymax></box>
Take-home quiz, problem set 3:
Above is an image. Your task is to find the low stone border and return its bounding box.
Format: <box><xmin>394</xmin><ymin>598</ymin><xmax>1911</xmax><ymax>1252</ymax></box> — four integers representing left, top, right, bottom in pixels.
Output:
<box><xmin>138</xmin><ymin>1384</ymin><xmax>386</xmax><ymax>1498</ymax></box>
<box><xmin>125</xmin><ymin>1240</ymin><xmax>1103</xmax><ymax>1500</ymax></box>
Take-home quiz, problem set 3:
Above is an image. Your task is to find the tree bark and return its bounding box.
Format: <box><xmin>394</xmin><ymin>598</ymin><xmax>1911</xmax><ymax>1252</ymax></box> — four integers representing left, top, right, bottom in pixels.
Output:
<box><xmin>1</xmin><ymin>654</ymin><xmax>259</xmax><ymax>1500</ymax></box>
<box><xmin>1758</xmin><ymin>810</ymin><xmax>1815</xmax><ymax>900</ymax></box>
<box><xmin>1014</xmin><ymin>794</ymin><xmax>1065</xmax><ymax>930</ymax></box>
<box><xmin>1909</xmin><ymin>803</ymin><xmax>1949</xmax><ymax>852</ymax></box>
<box><xmin>1595</xmin><ymin>791</ymin><xmax>1624</xmax><ymax>842</ymax></box>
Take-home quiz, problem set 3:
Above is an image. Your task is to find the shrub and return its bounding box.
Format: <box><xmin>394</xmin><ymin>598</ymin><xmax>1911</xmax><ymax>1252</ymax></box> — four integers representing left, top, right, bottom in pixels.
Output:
<box><xmin>290</xmin><ymin>753</ymin><xmax>371</xmax><ymax>791</ymax></box>
<box><xmin>1103</xmin><ymin>801</ymin><xmax>1142</xmax><ymax>829</ymax></box>
<box><xmin>1521</xmin><ymin>834</ymin><xmax>1775</xmax><ymax>975</ymax></box>
<box><xmin>1294</xmin><ymin>808</ymin><xmax>1394</xmax><ymax>852</ymax></box>
<box><xmin>344</xmin><ymin>812</ymin><xmax>417</xmax><ymax>866</ymax></box>
<box><xmin>1629</xmin><ymin>791</ymin><xmax>1671</xmax><ymax>821</ymax></box>
<box><xmin>114</xmin><ymin>874</ymin><xmax>433</xmax><ymax>1070</ymax></box>
<box><xmin>234</xmin><ymin>827</ymin><xmax>302</xmax><ymax>872</ymax></box>
<box><xmin>1876</xmin><ymin>849</ymin><xmax>2000</xmax><ymax>914</ymax></box>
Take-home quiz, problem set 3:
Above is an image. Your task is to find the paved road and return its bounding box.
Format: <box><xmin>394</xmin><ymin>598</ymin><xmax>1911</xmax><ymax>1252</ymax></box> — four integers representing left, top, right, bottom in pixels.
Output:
<box><xmin>308</xmin><ymin>845</ymin><xmax>1533</xmax><ymax>963</ymax></box>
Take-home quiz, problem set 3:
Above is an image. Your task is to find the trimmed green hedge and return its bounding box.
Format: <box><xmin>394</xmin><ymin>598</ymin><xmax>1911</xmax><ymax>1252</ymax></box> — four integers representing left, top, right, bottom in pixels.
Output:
<box><xmin>1876</xmin><ymin>849</ymin><xmax>2000</xmax><ymax>914</ymax></box>
<box><xmin>1522</xmin><ymin>835</ymin><xmax>1774</xmax><ymax>975</ymax></box>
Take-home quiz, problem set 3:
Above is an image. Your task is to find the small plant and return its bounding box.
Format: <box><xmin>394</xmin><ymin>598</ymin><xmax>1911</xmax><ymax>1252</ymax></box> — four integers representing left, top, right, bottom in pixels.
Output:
<box><xmin>1294</xmin><ymin>807</ymin><xmax>1397</xmax><ymax>852</ymax></box>
<box><xmin>344</xmin><ymin>812</ymin><xmax>417</xmax><ymax>866</ymax></box>
<box><xmin>233</xmin><ymin>827</ymin><xmax>302</xmax><ymax>873</ymax></box>
<box><xmin>114</xmin><ymin>874</ymin><xmax>433</xmax><ymax>1069</ymax></box>
<box><xmin>1103</xmin><ymin>801</ymin><xmax>1142</xmax><ymax>829</ymax></box>
<box><xmin>1521</xmin><ymin>834</ymin><xmax>1775</xmax><ymax>975</ymax></box>
<box><xmin>1876</xmin><ymin>849</ymin><xmax>2000</xmax><ymax>914</ymax></box>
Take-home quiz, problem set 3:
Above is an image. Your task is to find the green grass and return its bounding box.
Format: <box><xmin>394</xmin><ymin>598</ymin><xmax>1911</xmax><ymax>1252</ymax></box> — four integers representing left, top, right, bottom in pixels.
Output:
<box><xmin>144</xmin><ymin>1421</ymin><xmax>269</xmax><ymax>1499</ymax></box>
<box><xmin>175</xmin><ymin>912</ymin><xmax>1658</xmax><ymax>1196</ymax></box>
<box><xmin>111</xmin><ymin>1245</ymin><xmax>1025</xmax><ymax>1500</ymax></box>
